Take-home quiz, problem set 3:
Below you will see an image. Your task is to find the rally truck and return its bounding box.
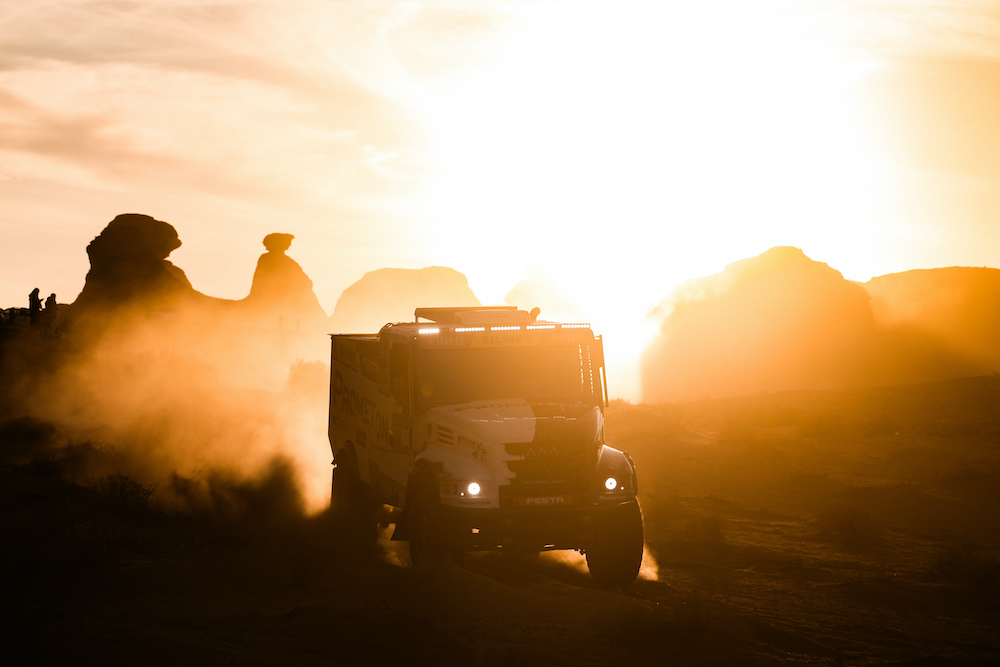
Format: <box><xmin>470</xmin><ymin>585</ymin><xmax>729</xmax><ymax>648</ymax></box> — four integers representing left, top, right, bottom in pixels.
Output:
<box><xmin>328</xmin><ymin>306</ymin><xmax>643</xmax><ymax>586</ymax></box>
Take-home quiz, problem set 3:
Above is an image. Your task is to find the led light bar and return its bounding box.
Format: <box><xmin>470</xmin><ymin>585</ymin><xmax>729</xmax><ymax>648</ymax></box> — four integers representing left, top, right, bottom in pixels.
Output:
<box><xmin>415</xmin><ymin>323</ymin><xmax>592</xmax><ymax>336</ymax></box>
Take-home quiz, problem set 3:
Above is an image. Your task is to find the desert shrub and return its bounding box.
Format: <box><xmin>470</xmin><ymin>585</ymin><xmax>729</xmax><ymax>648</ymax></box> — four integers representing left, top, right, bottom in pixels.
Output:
<box><xmin>21</xmin><ymin>454</ymin><xmax>62</xmax><ymax>477</ymax></box>
<box><xmin>168</xmin><ymin>457</ymin><xmax>303</xmax><ymax>523</ymax></box>
<box><xmin>87</xmin><ymin>473</ymin><xmax>156</xmax><ymax>510</ymax></box>
<box><xmin>78</xmin><ymin>474</ymin><xmax>167</xmax><ymax>554</ymax></box>
<box><xmin>57</xmin><ymin>439</ymin><xmax>114</xmax><ymax>480</ymax></box>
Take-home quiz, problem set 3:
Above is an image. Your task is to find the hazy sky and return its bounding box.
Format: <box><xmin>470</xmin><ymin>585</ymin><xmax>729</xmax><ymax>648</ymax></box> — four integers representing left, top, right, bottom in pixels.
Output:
<box><xmin>4</xmin><ymin>1</ymin><xmax>1000</xmax><ymax>347</ymax></box>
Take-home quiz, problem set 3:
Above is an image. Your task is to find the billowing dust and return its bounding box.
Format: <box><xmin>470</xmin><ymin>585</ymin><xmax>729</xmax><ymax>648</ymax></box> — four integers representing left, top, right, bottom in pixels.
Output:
<box><xmin>10</xmin><ymin>300</ymin><xmax>333</xmax><ymax>516</ymax></box>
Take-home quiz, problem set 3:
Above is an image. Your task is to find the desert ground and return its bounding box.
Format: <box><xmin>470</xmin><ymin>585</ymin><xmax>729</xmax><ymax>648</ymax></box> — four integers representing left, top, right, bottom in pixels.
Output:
<box><xmin>3</xmin><ymin>375</ymin><xmax>1000</xmax><ymax>665</ymax></box>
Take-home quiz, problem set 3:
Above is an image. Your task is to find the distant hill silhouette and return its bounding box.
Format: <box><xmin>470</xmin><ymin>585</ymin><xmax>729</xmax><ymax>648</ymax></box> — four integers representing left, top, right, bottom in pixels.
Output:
<box><xmin>642</xmin><ymin>247</ymin><xmax>877</xmax><ymax>402</ymax></box>
<box><xmin>865</xmin><ymin>267</ymin><xmax>1000</xmax><ymax>382</ymax></box>
<box><xmin>330</xmin><ymin>267</ymin><xmax>480</xmax><ymax>333</ymax></box>
<box><xmin>642</xmin><ymin>248</ymin><xmax>1000</xmax><ymax>402</ymax></box>
<box><xmin>24</xmin><ymin>214</ymin><xmax>1000</xmax><ymax>405</ymax></box>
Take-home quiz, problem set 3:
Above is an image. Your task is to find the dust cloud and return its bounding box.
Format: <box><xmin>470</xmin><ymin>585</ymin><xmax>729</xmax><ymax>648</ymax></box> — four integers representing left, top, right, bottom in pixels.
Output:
<box><xmin>31</xmin><ymin>315</ymin><xmax>331</xmax><ymax>513</ymax></box>
<box><xmin>2</xmin><ymin>214</ymin><xmax>333</xmax><ymax>515</ymax></box>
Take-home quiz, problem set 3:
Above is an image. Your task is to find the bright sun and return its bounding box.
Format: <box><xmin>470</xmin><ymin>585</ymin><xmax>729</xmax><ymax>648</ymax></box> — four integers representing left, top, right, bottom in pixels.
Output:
<box><xmin>410</xmin><ymin>1</ymin><xmax>885</xmax><ymax>398</ymax></box>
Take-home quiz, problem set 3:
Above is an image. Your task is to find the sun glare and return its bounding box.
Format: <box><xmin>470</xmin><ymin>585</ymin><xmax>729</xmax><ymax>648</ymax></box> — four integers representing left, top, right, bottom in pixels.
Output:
<box><xmin>413</xmin><ymin>1</ymin><xmax>883</xmax><ymax>356</ymax></box>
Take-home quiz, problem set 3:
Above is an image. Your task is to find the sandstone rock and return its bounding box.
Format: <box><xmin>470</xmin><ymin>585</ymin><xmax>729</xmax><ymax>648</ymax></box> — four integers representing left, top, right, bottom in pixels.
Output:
<box><xmin>865</xmin><ymin>267</ymin><xmax>1000</xmax><ymax>380</ymax></box>
<box><xmin>72</xmin><ymin>213</ymin><xmax>199</xmax><ymax>315</ymax></box>
<box><xmin>244</xmin><ymin>233</ymin><xmax>327</xmax><ymax>329</ymax></box>
<box><xmin>642</xmin><ymin>247</ymin><xmax>877</xmax><ymax>402</ymax></box>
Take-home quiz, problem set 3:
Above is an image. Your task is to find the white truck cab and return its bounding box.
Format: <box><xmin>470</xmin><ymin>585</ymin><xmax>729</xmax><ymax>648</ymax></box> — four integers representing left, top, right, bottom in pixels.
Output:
<box><xmin>328</xmin><ymin>306</ymin><xmax>643</xmax><ymax>586</ymax></box>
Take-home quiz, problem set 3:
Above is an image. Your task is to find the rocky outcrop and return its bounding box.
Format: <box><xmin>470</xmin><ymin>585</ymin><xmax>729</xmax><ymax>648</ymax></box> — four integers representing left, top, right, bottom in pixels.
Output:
<box><xmin>640</xmin><ymin>248</ymin><xmax>1000</xmax><ymax>402</ymax></box>
<box><xmin>243</xmin><ymin>233</ymin><xmax>327</xmax><ymax>329</ymax></box>
<box><xmin>71</xmin><ymin>213</ymin><xmax>203</xmax><ymax>316</ymax></box>
<box><xmin>330</xmin><ymin>266</ymin><xmax>480</xmax><ymax>333</ymax></box>
<box><xmin>642</xmin><ymin>247</ymin><xmax>878</xmax><ymax>402</ymax></box>
<box><xmin>865</xmin><ymin>267</ymin><xmax>1000</xmax><ymax>381</ymax></box>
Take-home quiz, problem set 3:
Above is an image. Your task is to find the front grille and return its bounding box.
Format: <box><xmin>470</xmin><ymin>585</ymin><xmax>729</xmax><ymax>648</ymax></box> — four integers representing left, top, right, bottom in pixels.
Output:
<box><xmin>503</xmin><ymin>441</ymin><xmax>597</xmax><ymax>507</ymax></box>
<box><xmin>436</xmin><ymin>426</ymin><xmax>455</xmax><ymax>446</ymax></box>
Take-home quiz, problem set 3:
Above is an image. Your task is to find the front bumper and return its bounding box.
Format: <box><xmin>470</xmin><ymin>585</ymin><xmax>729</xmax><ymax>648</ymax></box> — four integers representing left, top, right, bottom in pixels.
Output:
<box><xmin>438</xmin><ymin>501</ymin><xmax>635</xmax><ymax>552</ymax></box>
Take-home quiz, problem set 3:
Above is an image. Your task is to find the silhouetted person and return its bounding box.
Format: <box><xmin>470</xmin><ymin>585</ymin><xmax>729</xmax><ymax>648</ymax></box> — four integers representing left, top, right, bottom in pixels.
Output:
<box><xmin>28</xmin><ymin>288</ymin><xmax>41</xmax><ymax>327</ymax></box>
<box><xmin>43</xmin><ymin>293</ymin><xmax>57</xmax><ymax>330</ymax></box>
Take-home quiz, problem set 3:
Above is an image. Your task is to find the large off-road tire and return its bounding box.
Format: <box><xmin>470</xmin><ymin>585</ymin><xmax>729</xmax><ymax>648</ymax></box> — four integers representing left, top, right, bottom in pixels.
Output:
<box><xmin>407</xmin><ymin>493</ymin><xmax>445</xmax><ymax>568</ymax></box>
<box><xmin>407</xmin><ymin>486</ymin><xmax>463</xmax><ymax>568</ymax></box>
<box><xmin>586</xmin><ymin>501</ymin><xmax>644</xmax><ymax>588</ymax></box>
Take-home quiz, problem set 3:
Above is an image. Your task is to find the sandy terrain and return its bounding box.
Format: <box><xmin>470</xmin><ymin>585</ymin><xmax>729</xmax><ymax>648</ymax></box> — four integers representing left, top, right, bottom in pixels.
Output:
<box><xmin>3</xmin><ymin>376</ymin><xmax>1000</xmax><ymax>665</ymax></box>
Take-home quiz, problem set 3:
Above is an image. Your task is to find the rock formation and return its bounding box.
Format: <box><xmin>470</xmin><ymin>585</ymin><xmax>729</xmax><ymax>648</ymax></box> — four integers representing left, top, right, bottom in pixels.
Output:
<box><xmin>243</xmin><ymin>233</ymin><xmax>327</xmax><ymax>329</ymax></box>
<box><xmin>330</xmin><ymin>266</ymin><xmax>480</xmax><ymax>333</ymax></box>
<box><xmin>865</xmin><ymin>267</ymin><xmax>1000</xmax><ymax>381</ymax></box>
<box><xmin>71</xmin><ymin>213</ymin><xmax>203</xmax><ymax>317</ymax></box>
<box><xmin>642</xmin><ymin>247</ymin><xmax>878</xmax><ymax>402</ymax></box>
<box><xmin>640</xmin><ymin>247</ymin><xmax>1000</xmax><ymax>402</ymax></box>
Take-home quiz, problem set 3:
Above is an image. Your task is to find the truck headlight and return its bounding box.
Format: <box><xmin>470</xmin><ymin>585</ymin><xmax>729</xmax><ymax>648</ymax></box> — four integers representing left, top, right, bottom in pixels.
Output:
<box><xmin>604</xmin><ymin>476</ymin><xmax>619</xmax><ymax>491</ymax></box>
<box><xmin>467</xmin><ymin>482</ymin><xmax>481</xmax><ymax>496</ymax></box>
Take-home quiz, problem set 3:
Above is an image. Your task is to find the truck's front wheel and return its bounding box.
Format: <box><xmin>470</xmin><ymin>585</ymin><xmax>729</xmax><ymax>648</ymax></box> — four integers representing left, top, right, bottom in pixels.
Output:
<box><xmin>407</xmin><ymin>493</ymin><xmax>448</xmax><ymax>567</ymax></box>
<box><xmin>586</xmin><ymin>501</ymin><xmax>644</xmax><ymax>588</ymax></box>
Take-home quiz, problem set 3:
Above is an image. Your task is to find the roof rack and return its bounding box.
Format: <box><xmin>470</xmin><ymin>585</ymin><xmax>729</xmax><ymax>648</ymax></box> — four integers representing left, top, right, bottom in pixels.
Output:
<box><xmin>414</xmin><ymin>306</ymin><xmax>531</xmax><ymax>326</ymax></box>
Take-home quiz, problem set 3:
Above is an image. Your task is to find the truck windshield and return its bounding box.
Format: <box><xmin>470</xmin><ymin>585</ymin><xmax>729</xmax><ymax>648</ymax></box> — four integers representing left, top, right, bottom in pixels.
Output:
<box><xmin>414</xmin><ymin>343</ymin><xmax>600</xmax><ymax>409</ymax></box>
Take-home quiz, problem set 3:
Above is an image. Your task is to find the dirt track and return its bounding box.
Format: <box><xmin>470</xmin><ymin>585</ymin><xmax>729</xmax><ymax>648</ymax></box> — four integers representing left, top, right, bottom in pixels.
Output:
<box><xmin>4</xmin><ymin>377</ymin><xmax>1000</xmax><ymax>665</ymax></box>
